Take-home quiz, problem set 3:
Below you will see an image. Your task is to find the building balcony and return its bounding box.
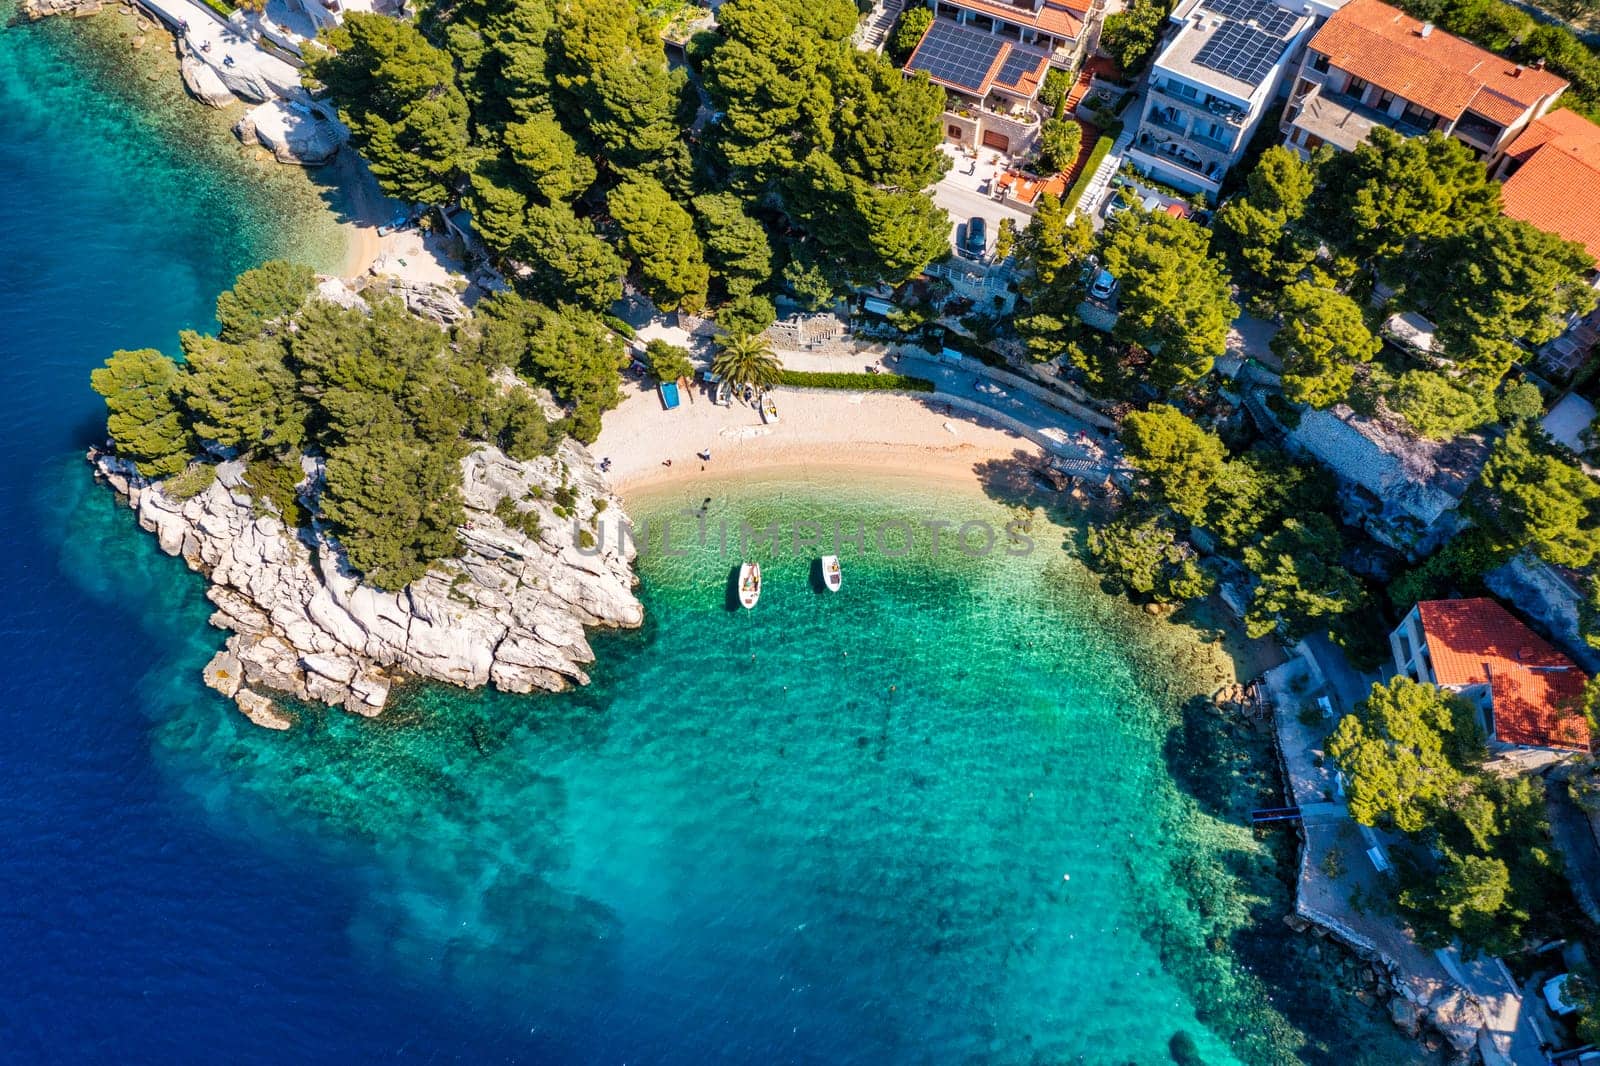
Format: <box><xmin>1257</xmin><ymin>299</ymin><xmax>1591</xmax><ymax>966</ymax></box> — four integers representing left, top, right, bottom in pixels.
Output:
<box><xmin>1451</xmin><ymin>111</ymin><xmax>1503</xmax><ymax>149</ymax></box>
<box><xmin>947</xmin><ymin>94</ymin><xmax>1041</xmax><ymax>131</ymax></box>
<box><xmin>1148</xmin><ymin>80</ymin><xmax>1248</xmax><ymax>126</ymax></box>
<box><xmin>1131</xmin><ymin>134</ymin><xmax>1224</xmax><ymax>180</ymax></box>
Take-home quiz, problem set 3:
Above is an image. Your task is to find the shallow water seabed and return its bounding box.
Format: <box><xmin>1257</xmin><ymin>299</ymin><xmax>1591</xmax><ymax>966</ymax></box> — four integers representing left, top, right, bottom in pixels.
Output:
<box><xmin>47</xmin><ymin>464</ymin><xmax>1420</xmax><ymax>1065</ymax></box>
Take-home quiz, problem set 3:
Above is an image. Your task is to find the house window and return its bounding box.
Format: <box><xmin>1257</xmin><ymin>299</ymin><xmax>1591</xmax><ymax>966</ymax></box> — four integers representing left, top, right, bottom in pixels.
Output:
<box><xmin>1346</xmin><ymin>76</ymin><xmax>1369</xmax><ymax>100</ymax></box>
<box><xmin>1304</xmin><ymin>133</ymin><xmax>1324</xmax><ymax>150</ymax></box>
<box><xmin>1310</xmin><ymin>51</ymin><xmax>1330</xmax><ymax>73</ymax></box>
<box><xmin>1295</xmin><ymin>78</ymin><xmax>1314</xmax><ymax>99</ymax></box>
<box><xmin>1376</xmin><ymin>90</ymin><xmax>1396</xmax><ymax>111</ymax></box>
<box><xmin>948</xmin><ymin>124</ymin><xmax>963</xmax><ymax>139</ymax></box>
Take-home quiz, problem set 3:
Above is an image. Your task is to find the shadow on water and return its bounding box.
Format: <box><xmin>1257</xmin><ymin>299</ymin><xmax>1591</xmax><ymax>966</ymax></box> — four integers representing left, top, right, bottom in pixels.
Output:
<box><xmin>724</xmin><ymin>563</ymin><xmax>742</xmax><ymax>612</ymax></box>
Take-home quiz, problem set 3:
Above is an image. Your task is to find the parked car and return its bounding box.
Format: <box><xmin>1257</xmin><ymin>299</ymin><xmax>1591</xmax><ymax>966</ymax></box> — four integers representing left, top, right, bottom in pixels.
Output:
<box><xmin>964</xmin><ymin>216</ymin><xmax>987</xmax><ymax>258</ymax></box>
<box><xmin>1089</xmin><ymin>269</ymin><xmax>1118</xmax><ymax>301</ymax></box>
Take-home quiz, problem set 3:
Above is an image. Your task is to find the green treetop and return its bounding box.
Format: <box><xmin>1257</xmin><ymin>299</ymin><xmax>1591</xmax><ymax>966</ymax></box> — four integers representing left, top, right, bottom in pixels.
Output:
<box><xmin>645</xmin><ymin>339</ymin><xmax>695</xmax><ymax>383</ymax></box>
<box><xmin>1020</xmin><ymin>193</ymin><xmax>1093</xmax><ymax>283</ymax></box>
<box><xmin>1314</xmin><ymin>129</ymin><xmax>1498</xmax><ymax>273</ymax></box>
<box><xmin>503</xmin><ymin>111</ymin><xmax>598</xmax><ymax>204</ymax></box>
<box><xmin>1471</xmin><ymin>421</ymin><xmax>1600</xmax><ymax>567</ymax></box>
<box><xmin>1272</xmin><ymin>282</ymin><xmax>1380</xmax><ymax>409</ymax></box>
<box><xmin>215</xmin><ymin>260</ymin><xmax>316</xmax><ymax>342</ymax></box>
<box><xmin>1036</xmin><ymin>117</ymin><xmax>1083</xmax><ymax>174</ymax></box>
<box><xmin>180</xmin><ymin>332</ymin><xmax>306</xmax><ymax>453</ymax></box>
<box><xmin>1241</xmin><ymin>513</ymin><xmax>1364</xmax><ymax>640</ymax></box>
<box><xmin>1121</xmin><ymin>404</ymin><xmax>1229</xmax><ymax>526</ymax></box>
<box><xmin>607</xmin><ymin>175</ymin><xmax>711</xmax><ymax>314</ymax></box>
<box><xmin>1413</xmin><ymin>215</ymin><xmax>1598</xmax><ymax>381</ymax></box>
<box><xmin>712</xmin><ymin>331</ymin><xmax>783</xmax><ymax>390</ymax></box>
<box><xmin>303</xmin><ymin>13</ymin><xmax>472</xmax><ymax>206</ymax></box>
<box><xmin>1385</xmin><ymin>369</ymin><xmax>1497</xmax><ymax>440</ymax></box>
<box><xmin>693</xmin><ymin>193</ymin><xmax>775</xmax><ymax>299</ymax></box>
<box><xmin>887</xmin><ymin>6</ymin><xmax>933</xmax><ymax>64</ymax></box>
<box><xmin>1326</xmin><ymin>675</ymin><xmax>1483</xmax><ymax>832</ymax></box>
<box><xmin>90</xmin><ymin>348</ymin><xmax>195</xmax><ymax>478</ymax></box>
<box><xmin>1214</xmin><ymin>146</ymin><xmax>1318</xmax><ymax>293</ymax></box>
<box><xmin>832</xmin><ymin>51</ymin><xmax>950</xmax><ymax>194</ymax></box>
<box><xmin>472</xmin><ymin>291</ymin><xmax>628</xmax><ymax>442</ymax></box>
<box><xmin>551</xmin><ymin>0</ymin><xmax>687</xmax><ymax>172</ymax></box>
<box><xmin>1099</xmin><ymin>211</ymin><xmax>1236</xmax><ymax>390</ymax></box>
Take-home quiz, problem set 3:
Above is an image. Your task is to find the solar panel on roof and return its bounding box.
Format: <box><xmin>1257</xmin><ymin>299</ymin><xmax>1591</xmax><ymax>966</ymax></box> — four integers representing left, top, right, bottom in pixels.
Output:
<box><xmin>995</xmin><ymin>47</ymin><xmax>1045</xmax><ymax>88</ymax></box>
<box><xmin>1193</xmin><ymin>22</ymin><xmax>1285</xmax><ymax>86</ymax></box>
<box><xmin>1199</xmin><ymin>0</ymin><xmax>1298</xmax><ymax>37</ymax></box>
<box><xmin>906</xmin><ymin>18</ymin><xmax>1006</xmax><ymax>94</ymax></box>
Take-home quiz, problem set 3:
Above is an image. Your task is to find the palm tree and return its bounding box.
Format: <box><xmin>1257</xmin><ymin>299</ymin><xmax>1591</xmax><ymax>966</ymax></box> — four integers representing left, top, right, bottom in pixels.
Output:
<box><xmin>712</xmin><ymin>332</ymin><xmax>783</xmax><ymax>393</ymax></box>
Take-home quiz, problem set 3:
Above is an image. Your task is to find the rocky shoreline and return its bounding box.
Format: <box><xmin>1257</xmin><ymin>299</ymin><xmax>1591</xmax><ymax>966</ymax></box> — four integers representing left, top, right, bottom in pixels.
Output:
<box><xmin>93</xmin><ymin>442</ymin><xmax>643</xmax><ymax>729</ymax></box>
<box><xmin>16</xmin><ymin>0</ymin><xmax>350</xmax><ymax>166</ymax></box>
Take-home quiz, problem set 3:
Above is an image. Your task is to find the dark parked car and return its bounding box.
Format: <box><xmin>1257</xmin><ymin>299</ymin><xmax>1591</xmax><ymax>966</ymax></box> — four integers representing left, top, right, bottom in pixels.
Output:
<box><xmin>964</xmin><ymin>216</ymin><xmax>987</xmax><ymax>258</ymax></box>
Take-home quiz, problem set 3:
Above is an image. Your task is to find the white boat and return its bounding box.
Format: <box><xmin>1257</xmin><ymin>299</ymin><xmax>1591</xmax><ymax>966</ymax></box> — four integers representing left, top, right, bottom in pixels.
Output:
<box><xmin>821</xmin><ymin>555</ymin><xmax>842</xmax><ymax>592</ymax></box>
<box><xmin>738</xmin><ymin>562</ymin><xmax>762</xmax><ymax>609</ymax></box>
<box><xmin>761</xmin><ymin>392</ymin><xmax>779</xmax><ymax>424</ymax></box>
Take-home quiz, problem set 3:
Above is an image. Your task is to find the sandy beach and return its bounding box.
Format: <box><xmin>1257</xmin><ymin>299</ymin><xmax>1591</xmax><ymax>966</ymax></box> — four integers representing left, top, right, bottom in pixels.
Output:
<box><xmin>595</xmin><ymin>379</ymin><xmax>1049</xmax><ymax>500</ymax></box>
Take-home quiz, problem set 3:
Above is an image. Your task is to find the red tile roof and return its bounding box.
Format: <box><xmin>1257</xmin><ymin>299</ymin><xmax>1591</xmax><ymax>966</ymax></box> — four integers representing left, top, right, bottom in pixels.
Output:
<box><xmin>947</xmin><ymin>0</ymin><xmax>1087</xmax><ymax>41</ymax></box>
<box><xmin>1500</xmin><ymin>109</ymin><xmax>1600</xmax><ymax>269</ymax></box>
<box><xmin>1416</xmin><ymin>598</ymin><xmax>1591</xmax><ymax>751</ymax></box>
<box><xmin>1308</xmin><ymin>0</ymin><xmax>1567</xmax><ymax>123</ymax></box>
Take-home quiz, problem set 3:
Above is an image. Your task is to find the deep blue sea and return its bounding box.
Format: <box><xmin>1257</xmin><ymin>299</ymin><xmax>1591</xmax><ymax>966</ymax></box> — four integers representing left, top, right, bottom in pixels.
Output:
<box><xmin>0</xmin><ymin>9</ymin><xmax>1434</xmax><ymax>1065</ymax></box>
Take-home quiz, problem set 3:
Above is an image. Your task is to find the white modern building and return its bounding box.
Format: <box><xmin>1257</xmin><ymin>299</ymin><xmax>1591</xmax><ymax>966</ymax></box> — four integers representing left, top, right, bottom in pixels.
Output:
<box><xmin>1126</xmin><ymin>0</ymin><xmax>1332</xmax><ymax>198</ymax></box>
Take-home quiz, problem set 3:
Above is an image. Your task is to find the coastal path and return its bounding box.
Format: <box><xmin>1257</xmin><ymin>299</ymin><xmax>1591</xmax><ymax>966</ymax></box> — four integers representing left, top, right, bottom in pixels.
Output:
<box><xmin>131</xmin><ymin>0</ymin><xmax>302</xmax><ymax>101</ymax></box>
<box><xmin>773</xmin><ymin>344</ymin><xmax>1122</xmax><ymax>476</ymax></box>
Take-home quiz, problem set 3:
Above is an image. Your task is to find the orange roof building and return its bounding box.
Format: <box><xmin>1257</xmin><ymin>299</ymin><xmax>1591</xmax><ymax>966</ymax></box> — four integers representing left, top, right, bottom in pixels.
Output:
<box><xmin>1496</xmin><ymin>109</ymin><xmax>1600</xmax><ymax>270</ymax></box>
<box><xmin>1281</xmin><ymin>0</ymin><xmax>1567</xmax><ymax>162</ymax></box>
<box><xmin>1391</xmin><ymin>598</ymin><xmax>1591</xmax><ymax>753</ymax></box>
<box><xmin>902</xmin><ymin>0</ymin><xmax>1102</xmax><ymax>158</ymax></box>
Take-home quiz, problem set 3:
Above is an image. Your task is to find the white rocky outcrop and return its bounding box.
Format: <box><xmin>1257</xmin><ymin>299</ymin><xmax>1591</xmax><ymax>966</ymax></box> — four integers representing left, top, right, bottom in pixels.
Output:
<box><xmin>94</xmin><ymin>443</ymin><xmax>642</xmax><ymax>729</ymax></box>
<box><xmin>180</xmin><ymin>52</ymin><xmax>237</xmax><ymax>109</ymax></box>
<box><xmin>234</xmin><ymin>99</ymin><xmax>347</xmax><ymax>166</ymax></box>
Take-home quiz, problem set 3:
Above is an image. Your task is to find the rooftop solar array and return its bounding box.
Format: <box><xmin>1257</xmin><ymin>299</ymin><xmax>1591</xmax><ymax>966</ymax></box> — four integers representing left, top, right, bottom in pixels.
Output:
<box><xmin>1193</xmin><ymin>21</ymin><xmax>1288</xmax><ymax>86</ymax></box>
<box><xmin>1201</xmin><ymin>0</ymin><xmax>1299</xmax><ymax>37</ymax></box>
<box><xmin>906</xmin><ymin>19</ymin><xmax>1004</xmax><ymax>93</ymax></box>
<box><xmin>995</xmin><ymin>46</ymin><xmax>1047</xmax><ymax>88</ymax></box>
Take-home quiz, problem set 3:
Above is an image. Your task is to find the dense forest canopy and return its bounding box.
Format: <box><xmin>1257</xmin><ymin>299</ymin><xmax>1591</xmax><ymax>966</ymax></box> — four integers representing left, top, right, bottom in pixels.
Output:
<box><xmin>302</xmin><ymin>0</ymin><xmax>954</xmax><ymax>324</ymax></box>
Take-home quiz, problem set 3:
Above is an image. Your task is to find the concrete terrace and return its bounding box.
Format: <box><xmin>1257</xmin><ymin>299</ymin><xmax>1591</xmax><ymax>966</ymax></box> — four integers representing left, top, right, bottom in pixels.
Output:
<box><xmin>1266</xmin><ymin>646</ymin><xmax>1551</xmax><ymax>1065</ymax></box>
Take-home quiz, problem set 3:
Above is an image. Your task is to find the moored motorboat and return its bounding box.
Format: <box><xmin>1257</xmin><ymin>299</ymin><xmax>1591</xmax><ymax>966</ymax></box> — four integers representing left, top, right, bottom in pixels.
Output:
<box><xmin>821</xmin><ymin>555</ymin><xmax>841</xmax><ymax>592</ymax></box>
<box><xmin>738</xmin><ymin>562</ymin><xmax>762</xmax><ymax>609</ymax></box>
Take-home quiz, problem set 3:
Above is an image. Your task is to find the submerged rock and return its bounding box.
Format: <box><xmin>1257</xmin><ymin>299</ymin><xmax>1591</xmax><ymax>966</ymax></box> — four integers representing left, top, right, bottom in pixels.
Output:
<box><xmin>235</xmin><ymin>688</ymin><xmax>292</xmax><ymax>731</ymax></box>
<box><xmin>12</xmin><ymin>0</ymin><xmax>103</xmax><ymax>20</ymax></box>
<box><xmin>94</xmin><ymin>439</ymin><xmax>642</xmax><ymax>729</ymax></box>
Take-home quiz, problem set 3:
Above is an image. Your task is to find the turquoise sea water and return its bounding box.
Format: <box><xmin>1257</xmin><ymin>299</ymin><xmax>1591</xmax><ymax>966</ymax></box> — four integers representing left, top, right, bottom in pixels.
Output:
<box><xmin>0</xmin><ymin>9</ymin><xmax>1434</xmax><ymax>1065</ymax></box>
